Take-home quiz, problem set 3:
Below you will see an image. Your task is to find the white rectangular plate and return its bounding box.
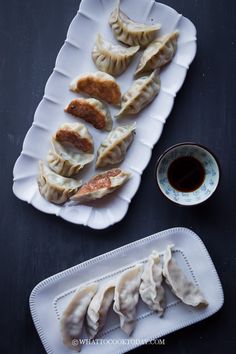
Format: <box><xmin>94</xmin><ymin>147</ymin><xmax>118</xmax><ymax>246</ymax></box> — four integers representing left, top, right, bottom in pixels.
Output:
<box><xmin>13</xmin><ymin>0</ymin><xmax>197</xmax><ymax>229</ymax></box>
<box><xmin>30</xmin><ymin>228</ymin><xmax>223</xmax><ymax>354</ymax></box>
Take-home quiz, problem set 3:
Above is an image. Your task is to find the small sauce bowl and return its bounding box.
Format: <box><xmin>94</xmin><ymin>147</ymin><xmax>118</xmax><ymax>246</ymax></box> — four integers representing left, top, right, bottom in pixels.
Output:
<box><xmin>155</xmin><ymin>143</ymin><xmax>220</xmax><ymax>206</ymax></box>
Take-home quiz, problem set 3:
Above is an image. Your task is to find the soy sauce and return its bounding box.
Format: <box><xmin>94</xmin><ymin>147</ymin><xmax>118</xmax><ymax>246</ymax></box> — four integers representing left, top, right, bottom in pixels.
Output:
<box><xmin>167</xmin><ymin>156</ymin><xmax>205</xmax><ymax>192</ymax></box>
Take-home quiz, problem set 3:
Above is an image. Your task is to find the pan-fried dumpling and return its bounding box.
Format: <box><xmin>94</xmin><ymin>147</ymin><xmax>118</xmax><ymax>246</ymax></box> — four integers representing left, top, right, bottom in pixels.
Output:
<box><xmin>86</xmin><ymin>283</ymin><xmax>115</xmax><ymax>339</ymax></box>
<box><xmin>37</xmin><ymin>161</ymin><xmax>82</xmax><ymax>204</ymax></box>
<box><xmin>116</xmin><ymin>69</ymin><xmax>160</xmax><ymax>117</ymax></box>
<box><xmin>70</xmin><ymin>72</ymin><xmax>121</xmax><ymax>106</ymax></box>
<box><xmin>65</xmin><ymin>98</ymin><xmax>113</xmax><ymax>132</ymax></box>
<box><xmin>113</xmin><ymin>264</ymin><xmax>143</xmax><ymax>335</ymax></box>
<box><xmin>71</xmin><ymin>169</ymin><xmax>131</xmax><ymax>203</ymax></box>
<box><xmin>163</xmin><ymin>245</ymin><xmax>209</xmax><ymax>308</ymax></box>
<box><xmin>135</xmin><ymin>31</ymin><xmax>179</xmax><ymax>76</ymax></box>
<box><xmin>96</xmin><ymin>124</ymin><xmax>135</xmax><ymax>168</ymax></box>
<box><xmin>92</xmin><ymin>34</ymin><xmax>139</xmax><ymax>77</ymax></box>
<box><xmin>109</xmin><ymin>0</ymin><xmax>161</xmax><ymax>48</ymax></box>
<box><xmin>53</xmin><ymin>123</ymin><xmax>94</xmax><ymax>153</ymax></box>
<box><xmin>47</xmin><ymin>123</ymin><xmax>94</xmax><ymax>177</ymax></box>
<box><xmin>139</xmin><ymin>250</ymin><xmax>165</xmax><ymax>316</ymax></box>
<box><xmin>61</xmin><ymin>283</ymin><xmax>97</xmax><ymax>352</ymax></box>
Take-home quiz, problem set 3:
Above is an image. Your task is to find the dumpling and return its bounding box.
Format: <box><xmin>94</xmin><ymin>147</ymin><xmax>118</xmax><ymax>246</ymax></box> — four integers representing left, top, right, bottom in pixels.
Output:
<box><xmin>65</xmin><ymin>98</ymin><xmax>113</xmax><ymax>132</ymax></box>
<box><xmin>86</xmin><ymin>283</ymin><xmax>115</xmax><ymax>339</ymax></box>
<box><xmin>70</xmin><ymin>72</ymin><xmax>121</xmax><ymax>106</ymax></box>
<box><xmin>139</xmin><ymin>250</ymin><xmax>165</xmax><ymax>316</ymax></box>
<box><xmin>163</xmin><ymin>245</ymin><xmax>209</xmax><ymax>308</ymax></box>
<box><xmin>135</xmin><ymin>31</ymin><xmax>179</xmax><ymax>76</ymax></box>
<box><xmin>92</xmin><ymin>34</ymin><xmax>139</xmax><ymax>77</ymax></box>
<box><xmin>61</xmin><ymin>283</ymin><xmax>97</xmax><ymax>352</ymax></box>
<box><xmin>113</xmin><ymin>264</ymin><xmax>143</xmax><ymax>335</ymax></box>
<box><xmin>109</xmin><ymin>0</ymin><xmax>161</xmax><ymax>48</ymax></box>
<box><xmin>96</xmin><ymin>124</ymin><xmax>135</xmax><ymax>168</ymax></box>
<box><xmin>53</xmin><ymin>122</ymin><xmax>94</xmax><ymax>153</ymax></box>
<box><xmin>47</xmin><ymin>140</ymin><xmax>94</xmax><ymax>178</ymax></box>
<box><xmin>47</xmin><ymin>123</ymin><xmax>94</xmax><ymax>177</ymax></box>
<box><xmin>37</xmin><ymin>161</ymin><xmax>82</xmax><ymax>204</ymax></box>
<box><xmin>116</xmin><ymin>69</ymin><xmax>160</xmax><ymax>117</ymax></box>
<box><xmin>70</xmin><ymin>168</ymin><xmax>131</xmax><ymax>203</ymax></box>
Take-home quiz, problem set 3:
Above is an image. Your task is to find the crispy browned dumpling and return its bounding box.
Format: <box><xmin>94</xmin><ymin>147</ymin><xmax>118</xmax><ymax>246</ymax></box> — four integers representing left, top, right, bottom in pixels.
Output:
<box><xmin>71</xmin><ymin>168</ymin><xmax>130</xmax><ymax>203</ymax></box>
<box><xmin>70</xmin><ymin>72</ymin><xmax>121</xmax><ymax>106</ymax></box>
<box><xmin>55</xmin><ymin>124</ymin><xmax>94</xmax><ymax>154</ymax></box>
<box><xmin>47</xmin><ymin>123</ymin><xmax>94</xmax><ymax>177</ymax></box>
<box><xmin>65</xmin><ymin>98</ymin><xmax>113</xmax><ymax>131</ymax></box>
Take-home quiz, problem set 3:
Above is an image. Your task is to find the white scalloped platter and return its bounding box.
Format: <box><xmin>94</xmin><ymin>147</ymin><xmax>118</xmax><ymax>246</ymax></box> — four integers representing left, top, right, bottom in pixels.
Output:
<box><xmin>13</xmin><ymin>0</ymin><xmax>197</xmax><ymax>229</ymax></box>
<box><xmin>29</xmin><ymin>228</ymin><xmax>224</xmax><ymax>354</ymax></box>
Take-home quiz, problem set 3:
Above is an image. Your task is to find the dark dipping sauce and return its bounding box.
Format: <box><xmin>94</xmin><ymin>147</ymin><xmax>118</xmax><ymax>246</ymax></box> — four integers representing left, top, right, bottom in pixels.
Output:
<box><xmin>167</xmin><ymin>156</ymin><xmax>205</xmax><ymax>192</ymax></box>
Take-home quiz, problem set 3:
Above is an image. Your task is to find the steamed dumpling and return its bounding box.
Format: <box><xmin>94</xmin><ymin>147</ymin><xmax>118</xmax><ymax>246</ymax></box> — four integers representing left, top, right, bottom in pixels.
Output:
<box><xmin>65</xmin><ymin>98</ymin><xmax>113</xmax><ymax>131</ymax></box>
<box><xmin>70</xmin><ymin>72</ymin><xmax>121</xmax><ymax>106</ymax></box>
<box><xmin>109</xmin><ymin>0</ymin><xmax>161</xmax><ymax>48</ymax></box>
<box><xmin>37</xmin><ymin>161</ymin><xmax>82</xmax><ymax>204</ymax></box>
<box><xmin>86</xmin><ymin>283</ymin><xmax>115</xmax><ymax>339</ymax></box>
<box><xmin>92</xmin><ymin>34</ymin><xmax>139</xmax><ymax>77</ymax></box>
<box><xmin>47</xmin><ymin>123</ymin><xmax>94</xmax><ymax>177</ymax></box>
<box><xmin>135</xmin><ymin>31</ymin><xmax>179</xmax><ymax>76</ymax></box>
<box><xmin>71</xmin><ymin>168</ymin><xmax>130</xmax><ymax>203</ymax></box>
<box><xmin>61</xmin><ymin>283</ymin><xmax>97</xmax><ymax>352</ymax></box>
<box><xmin>96</xmin><ymin>124</ymin><xmax>135</xmax><ymax>168</ymax></box>
<box><xmin>163</xmin><ymin>245</ymin><xmax>209</xmax><ymax>308</ymax></box>
<box><xmin>139</xmin><ymin>250</ymin><xmax>165</xmax><ymax>316</ymax></box>
<box><xmin>113</xmin><ymin>264</ymin><xmax>143</xmax><ymax>335</ymax></box>
<box><xmin>116</xmin><ymin>69</ymin><xmax>160</xmax><ymax>117</ymax></box>
<box><xmin>47</xmin><ymin>139</ymin><xmax>94</xmax><ymax>178</ymax></box>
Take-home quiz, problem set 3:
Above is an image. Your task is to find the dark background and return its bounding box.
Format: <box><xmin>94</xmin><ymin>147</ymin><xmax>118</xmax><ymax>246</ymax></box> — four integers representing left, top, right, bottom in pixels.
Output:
<box><xmin>0</xmin><ymin>0</ymin><xmax>235</xmax><ymax>353</ymax></box>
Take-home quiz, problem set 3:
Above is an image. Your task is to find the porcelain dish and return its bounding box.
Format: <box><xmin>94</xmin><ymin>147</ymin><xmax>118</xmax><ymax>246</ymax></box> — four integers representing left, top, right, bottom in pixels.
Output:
<box><xmin>13</xmin><ymin>0</ymin><xmax>197</xmax><ymax>229</ymax></box>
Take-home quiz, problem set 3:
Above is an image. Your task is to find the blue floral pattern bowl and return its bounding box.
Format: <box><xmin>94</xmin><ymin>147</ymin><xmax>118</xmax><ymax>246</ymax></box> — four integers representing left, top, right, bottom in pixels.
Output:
<box><xmin>156</xmin><ymin>143</ymin><xmax>220</xmax><ymax>206</ymax></box>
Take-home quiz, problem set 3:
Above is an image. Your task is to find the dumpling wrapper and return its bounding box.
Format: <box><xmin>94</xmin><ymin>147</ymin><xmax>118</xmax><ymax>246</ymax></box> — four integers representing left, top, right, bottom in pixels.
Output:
<box><xmin>86</xmin><ymin>282</ymin><xmax>115</xmax><ymax>339</ymax></box>
<box><xmin>47</xmin><ymin>123</ymin><xmax>94</xmax><ymax>177</ymax></box>
<box><xmin>96</xmin><ymin>124</ymin><xmax>135</xmax><ymax>168</ymax></box>
<box><xmin>70</xmin><ymin>71</ymin><xmax>121</xmax><ymax>106</ymax></box>
<box><xmin>139</xmin><ymin>250</ymin><xmax>165</xmax><ymax>316</ymax></box>
<box><xmin>135</xmin><ymin>31</ymin><xmax>179</xmax><ymax>76</ymax></box>
<box><xmin>65</xmin><ymin>98</ymin><xmax>113</xmax><ymax>132</ymax></box>
<box><xmin>92</xmin><ymin>34</ymin><xmax>139</xmax><ymax>77</ymax></box>
<box><xmin>163</xmin><ymin>245</ymin><xmax>209</xmax><ymax>308</ymax></box>
<box><xmin>37</xmin><ymin>161</ymin><xmax>82</xmax><ymax>204</ymax></box>
<box><xmin>61</xmin><ymin>283</ymin><xmax>97</xmax><ymax>352</ymax></box>
<box><xmin>109</xmin><ymin>0</ymin><xmax>161</xmax><ymax>48</ymax></box>
<box><xmin>116</xmin><ymin>69</ymin><xmax>160</xmax><ymax>117</ymax></box>
<box><xmin>70</xmin><ymin>168</ymin><xmax>131</xmax><ymax>204</ymax></box>
<box><xmin>113</xmin><ymin>264</ymin><xmax>143</xmax><ymax>336</ymax></box>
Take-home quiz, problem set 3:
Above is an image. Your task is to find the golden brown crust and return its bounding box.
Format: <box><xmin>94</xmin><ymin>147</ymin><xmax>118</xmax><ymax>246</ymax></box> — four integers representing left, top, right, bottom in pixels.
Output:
<box><xmin>55</xmin><ymin>128</ymin><xmax>93</xmax><ymax>153</ymax></box>
<box><xmin>75</xmin><ymin>77</ymin><xmax>121</xmax><ymax>105</ymax></box>
<box><xmin>65</xmin><ymin>99</ymin><xmax>106</xmax><ymax>130</ymax></box>
<box><xmin>76</xmin><ymin>169</ymin><xmax>121</xmax><ymax>196</ymax></box>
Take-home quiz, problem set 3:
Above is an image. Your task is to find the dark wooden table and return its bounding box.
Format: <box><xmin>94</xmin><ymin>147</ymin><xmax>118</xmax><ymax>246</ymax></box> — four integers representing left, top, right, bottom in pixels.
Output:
<box><xmin>0</xmin><ymin>0</ymin><xmax>235</xmax><ymax>353</ymax></box>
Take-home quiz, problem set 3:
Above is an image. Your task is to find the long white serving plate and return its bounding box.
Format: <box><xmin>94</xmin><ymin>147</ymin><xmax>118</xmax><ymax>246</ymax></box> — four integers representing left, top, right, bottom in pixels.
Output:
<box><xmin>30</xmin><ymin>228</ymin><xmax>223</xmax><ymax>354</ymax></box>
<box><xmin>13</xmin><ymin>0</ymin><xmax>197</xmax><ymax>229</ymax></box>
